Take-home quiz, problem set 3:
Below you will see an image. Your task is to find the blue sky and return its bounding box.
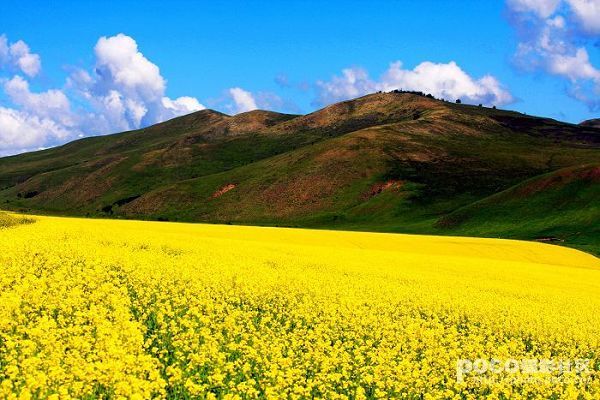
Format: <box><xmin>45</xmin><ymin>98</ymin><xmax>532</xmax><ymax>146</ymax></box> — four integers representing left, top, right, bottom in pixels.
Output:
<box><xmin>1</xmin><ymin>0</ymin><xmax>599</xmax><ymax>154</ymax></box>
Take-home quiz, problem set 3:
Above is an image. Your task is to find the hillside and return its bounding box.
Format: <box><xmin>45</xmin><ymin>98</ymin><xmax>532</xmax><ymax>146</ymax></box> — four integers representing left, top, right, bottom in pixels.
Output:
<box><xmin>437</xmin><ymin>165</ymin><xmax>600</xmax><ymax>254</ymax></box>
<box><xmin>581</xmin><ymin>118</ymin><xmax>600</xmax><ymax>129</ymax></box>
<box><xmin>1</xmin><ymin>92</ymin><xmax>599</xmax><ymax>253</ymax></box>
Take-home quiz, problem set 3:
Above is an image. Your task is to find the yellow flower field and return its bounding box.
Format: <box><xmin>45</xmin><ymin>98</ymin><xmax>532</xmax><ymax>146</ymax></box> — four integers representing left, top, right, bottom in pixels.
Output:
<box><xmin>1</xmin><ymin>215</ymin><xmax>599</xmax><ymax>399</ymax></box>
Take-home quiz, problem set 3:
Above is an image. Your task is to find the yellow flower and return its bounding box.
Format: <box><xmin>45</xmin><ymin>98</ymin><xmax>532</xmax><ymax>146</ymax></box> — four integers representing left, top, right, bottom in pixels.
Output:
<box><xmin>0</xmin><ymin>214</ymin><xmax>598</xmax><ymax>398</ymax></box>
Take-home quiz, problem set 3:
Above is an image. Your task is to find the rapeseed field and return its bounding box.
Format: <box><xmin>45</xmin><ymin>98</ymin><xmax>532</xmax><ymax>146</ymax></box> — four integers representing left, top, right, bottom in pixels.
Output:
<box><xmin>1</xmin><ymin>215</ymin><xmax>599</xmax><ymax>399</ymax></box>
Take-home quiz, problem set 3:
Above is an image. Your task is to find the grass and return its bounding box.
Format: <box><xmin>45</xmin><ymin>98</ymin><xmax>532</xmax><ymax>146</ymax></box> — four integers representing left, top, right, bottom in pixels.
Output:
<box><xmin>436</xmin><ymin>165</ymin><xmax>600</xmax><ymax>255</ymax></box>
<box><xmin>0</xmin><ymin>92</ymin><xmax>598</xmax><ymax>255</ymax></box>
<box><xmin>0</xmin><ymin>211</ymin><xmax>33</xmax><ymax>228</ymax></box>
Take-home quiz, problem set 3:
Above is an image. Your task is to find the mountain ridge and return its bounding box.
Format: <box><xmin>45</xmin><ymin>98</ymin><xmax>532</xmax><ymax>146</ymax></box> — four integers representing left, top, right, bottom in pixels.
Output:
<box><xmin>580</xmin><ymin>118</ymin><xmax>600</xmax><ymax>129</ymax></box>
<box><xmin>1</xmin><ymin>91</ymin><xmax>599</xmax><ymax>254</ymax></box>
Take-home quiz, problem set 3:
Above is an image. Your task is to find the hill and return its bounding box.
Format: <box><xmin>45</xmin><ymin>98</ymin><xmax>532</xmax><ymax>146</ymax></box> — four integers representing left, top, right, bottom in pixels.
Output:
<box><xmin>1</xmin><ymin>92</ymin><xmax>599</xmax><ymax>253</ymax></box>
<box><xmin>437</xmin><ymin>165</ymin><xmax>600</xmax><ymax>254</ymax></box>
<box><xmin>581</xmin><ymin>118</ymin><xmax>600</xmax><ymax>129</ymax></box>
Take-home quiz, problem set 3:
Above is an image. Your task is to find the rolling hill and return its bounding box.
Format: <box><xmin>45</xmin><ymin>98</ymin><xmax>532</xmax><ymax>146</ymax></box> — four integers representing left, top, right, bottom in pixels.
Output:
<box><xmin>1</xmin><ymin>91</ymin><xmax>599</xmax><ymax>253</ymax></box>
<box><xmin>437</xmin><ymin>165</ymin><xmax>600</xmax><ymax>255</ymax></box>
<box><xmin>581</xmin><ymin>118</ymin><xmax>600</xmax><ymax>129</ymax></box>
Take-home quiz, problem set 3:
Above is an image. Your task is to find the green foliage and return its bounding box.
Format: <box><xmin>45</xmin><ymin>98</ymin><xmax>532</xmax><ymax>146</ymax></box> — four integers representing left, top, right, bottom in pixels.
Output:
<box><xmin>436</xmin><ymin>165</ymin><xmax>600</xmax><ymax>255</ymax></box>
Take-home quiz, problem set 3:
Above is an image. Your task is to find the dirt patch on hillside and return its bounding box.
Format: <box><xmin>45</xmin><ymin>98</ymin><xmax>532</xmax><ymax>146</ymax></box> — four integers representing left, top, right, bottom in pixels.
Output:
<box><xmin>133</xmin><ymin>149</ymin><xmax>164</xmax><ymax>171</ymax></box>
<box><xmin>516</xmin><ymin>165</ymin><xmax>600</xmax><ymax>197</ymax></box>
<box><xmin>362</xmin><ymin>180</ymin><xmax>403</xmax><ymax>199</ymax></box>
<box><xmin>212</xmin><ymin>184</ymin><xmax>237</xmax><ymax>198</ymax></box>
<box><xmin>314</xmin><ymin>147</ymin><xmax>359</xmax><ymax>163</ymax></box>
<box><xmin>260</xmin><ymin>174</ymin><xmax>346</xmax><ymax>217</ymax></box>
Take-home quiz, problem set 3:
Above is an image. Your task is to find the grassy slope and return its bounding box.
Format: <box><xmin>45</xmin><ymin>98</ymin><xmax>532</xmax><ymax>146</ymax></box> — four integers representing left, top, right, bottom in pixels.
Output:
<box><xmin>436</xmin><ymin>165</ymin><xmax>600</xmax><ymax>255</ymax></box>
<box><xmin>118</xmin><ymin>102</ymin><xmax>598</xmax><ymax>216</ymax></box>
<box><xmin>581</xmin><ymin>118</ymin><xmax>600</xmax><ymax>129</ymax></box>
<box><xmin>0</xmin><ymin>94</ymin><xmax>431</xmax><ymax>213</ymax></box>
<box><xmin>0</xmin><ymin>92</ymin><xmax>598</xmax><ymax>254</ymax></box>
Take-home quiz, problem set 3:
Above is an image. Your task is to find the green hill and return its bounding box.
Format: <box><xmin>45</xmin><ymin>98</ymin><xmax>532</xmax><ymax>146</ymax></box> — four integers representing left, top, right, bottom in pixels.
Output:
<box><xmin>437</xmin><ymin>165</ymin><xmax>600</xmax><ymax>255</ymax></box>
<box><xmin>1</xmin><ymin>92</ymin><xmax>599</xmax><ymax>253</ymax></box>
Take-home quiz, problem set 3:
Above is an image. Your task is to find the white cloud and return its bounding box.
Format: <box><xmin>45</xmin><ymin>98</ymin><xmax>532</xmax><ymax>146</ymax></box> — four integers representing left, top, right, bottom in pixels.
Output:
<box><xmin>548</xmin><ymin>48</ymin><xmax>600</xmax><ymax>81</ymax></box>
<box><xmin>161</xmin><ymin>96</ymin><xmax>205</xmax><ymax>117</ymax></box>
<box><xmin>566</xmin><ymin>0</ymin><xmax>600</xmax><ymax>34</ymax></box>
<box><xmin>0</xmin><ymin>33</ymin><xmax>205</xmax><ymax>154</ymax></box>
<box><xmin>507</xmin><ymin>0</ymin><xmax>561</xmax><ymax>17</ymax></box>
<box><xmin>94</xmin><ymin>34</ymin><xmax>165</xmax><ymax>102</ymax></box>
<box><xmin>71</xmin><ymin>33</ymin><xmax>205</xmax><ymax>130</ymax></box>
<box><xmin>0</xmin><ymin>107</ymin><xmax>71</xmax><ymax>154</ymax></box>
<box><xmin>219</xmin><ymin>87</ymin><xmax>299</xmax><ymax>115</ymax></box>
<box><xmin>0</xmin><ymin>35</ymin><xmax>41</xmax><ymax>77</ymax></box>
<box><xmin>314</xmin><ymin>68</ymin><xmax>376</xmax><ymax>106</ymax></box>
<box><xmin>314</xmin><ymin>61</ymin><xmax>513</xmax><ymax>107</ymax></box>
<box><xmin>507</xmin><ymin>0</ymin><xmax>600</xmax><ymax>109</ymax></box>
<box><xmin>0</xmin><ymin>76</ymin><xmax>80</xmax><ymax>154</ymax></box>
<box><xmin>228</xmin><ymin>87</ymin><xmax>258</xmax><ymax>113</ymax></box>
<box><xmin>382</xmin><ymin>61</ymin><xmax>513</xmax><ymax>105</ymax></box>
<box><xmin>4</xmin><ymin>76</ymin><xmax>74</xmax><ymax>123</ymax></box>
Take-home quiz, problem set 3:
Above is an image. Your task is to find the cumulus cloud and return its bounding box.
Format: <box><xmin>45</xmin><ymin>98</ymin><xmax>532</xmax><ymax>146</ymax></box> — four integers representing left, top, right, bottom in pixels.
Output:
<box><xmin>71</xmin><ymin>33</ymin><xmax>205</xmax><ymax>131</ymax></box>
<box><xmin>162</xmin><ymin>96</ymin><xmax>204</xmax><ymax>114</ymax></box>
<box><xmin>314</xmin><ymin>61</ymin><xmax>513</xmax><ymax>107</ymax></box>
<box><xmin>567</xmin><ymin>0</ymin><xmax>600</xmax><ymax>34</ymax></box>
<box><xmin>0</xmin><ymin>107</ymin><xmax>71</xmax><ymax>155</ymax></box>
<box><xmin>0</xmin><ymin>35</ymin><xmax>41</xmax><ymax>77</ymax></box>
<box><xmin>227</xmin><ymin>87</ymin><xmax>258</xmax><ymax>113</ymax></box>
<box><xmin>0</xmin><ymin>76</ymin><xmax>81</xmax><ymax>154</ymax></box>
<box><xmin>94</xmin><ymin>34</ymin><xmax>165</xmax><ymax>100</ymax></box>
<box><xmin>221</xmin><ymin>87</ymin><xmax>300</xmax><ymax>115</ymax></box>
<box><xmin>507</xmin><ymin>0</ymin><xmax>600</xmax><ymax>109</ymax></box>
<box><xmin>548</xmin><ymin>48</ymin><xmax>600</xmax><ymax>81</ymax></box>
<box><xmin>0</xmin><ymin>33</ymin><xmax>206</xmax><ymax>155</ymax></box>
<box><xmin>4</xmin><ymin>76</ymin><xmax>74</xmax><ymax>123</ymax></box>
